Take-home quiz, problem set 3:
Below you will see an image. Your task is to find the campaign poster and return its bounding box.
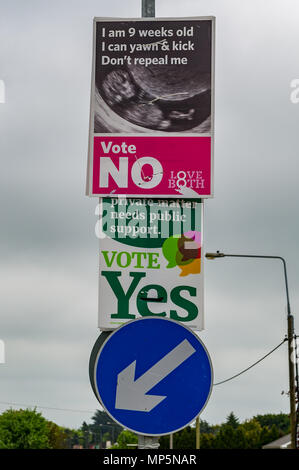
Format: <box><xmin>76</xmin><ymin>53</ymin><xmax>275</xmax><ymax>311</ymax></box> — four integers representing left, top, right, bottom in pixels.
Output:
<box><xmin>97</xmin><ymin>197</ymin><xmax>204</xmax><ymax>330</ymax></box>
<box><xmin>87</xmin><ymin>17</ymin><xmax>215</xmax><ymax>198</ymax></box>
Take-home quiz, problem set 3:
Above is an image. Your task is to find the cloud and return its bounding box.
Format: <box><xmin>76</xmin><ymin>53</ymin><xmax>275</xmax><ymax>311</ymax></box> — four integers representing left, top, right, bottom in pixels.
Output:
<box><xmin>0</xmin><ymin>0</ymin><xmax>298</xmax><ymax>429</ymax></box>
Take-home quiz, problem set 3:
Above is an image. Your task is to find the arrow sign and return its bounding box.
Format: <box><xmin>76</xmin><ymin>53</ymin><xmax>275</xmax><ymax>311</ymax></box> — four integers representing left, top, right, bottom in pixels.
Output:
<box><xmin>115</xmin><ymin>339</ymin><xmax>196</xmax><ymax>412</ymax></box>
<box><xmin>90</xmin><ymin>317</ymin><xmax>213</xmax><ymax>436</ymax></box>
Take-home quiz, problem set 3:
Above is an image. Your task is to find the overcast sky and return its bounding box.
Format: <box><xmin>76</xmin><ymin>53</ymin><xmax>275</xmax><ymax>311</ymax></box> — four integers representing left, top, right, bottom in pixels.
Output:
<box><xmin>0</xmin><ymin>0</ymin><xmax>299</xmax><ymax>431</ymax></box>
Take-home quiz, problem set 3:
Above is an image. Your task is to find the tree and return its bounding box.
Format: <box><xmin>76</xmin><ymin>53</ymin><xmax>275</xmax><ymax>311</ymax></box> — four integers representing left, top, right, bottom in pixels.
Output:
<box><xmin>111</xmin><ymin>430</ymin><xmax>138</xmax><ymax>449</ymax></box>
<box><xmin>200</xmin><ymin>419</ymin><xmax>215</xmax><ymax>434</ymax></box>
<box><xmin>260</xmin><ymin>424</ymin><xmax>280</xmax><ymax>447</ymax></box>
<box><xmin>225</xmin><ymin>412</ymin><xmax>239</xmax><ymax>429</ymax></box>
<box><xmin>200</xmin><ymin>432</ymin><xmax>216</xmax><ymax>449</ymax></box>
<box><xmin>91</xmin><ymin>410</ymin><xmax>112</xmax><ymax>426</ymax></box>
<box><xmin>175</xmin><ymin>426</ymin><xmax>196</xmax><ymax>449</ymax></box>
<box><xmin>253</xmin><ymin>413</ymin><xmax>290</xmax><ymax>435</ymax></box>
<box><xmin>213</xmin><ymin>424</ymin><xmax>246</xmax><ymax>449</ymax></box>
<box><xmin>46</xmin><ymin>421</ymin><xmax>68</xmax><ymax>449</ymax></box>
<box><xmin>63</xmin><ymin>428</ymin><xmax>82</xmax><ymax>449</ymax></box>
<box><xmin>81</xmin><ymin>421</ymin><xmax>92</xmax><ymax>449</ymax></box>
<box><xmin>89</xmin><ymin>410</ymin><xmax>123</xmax><ymax>447</ymax></box>
<box><xmin>76</xmin><ymin>412</ymin><xmax>290</xmax><ymax>450</ymax></box>
<box><xmin>200</xmin><ymin>418</ymin><xmax>282</xmax><ymax>450</ymax></box>
<box><xmin>0</xmin><ymin>409</ymin><xmax>51</xmax><ymax>449</ymax></box>
<box><xmin>159</xmin><ymin>426</ymin><xmax>196</xmax><ymax>449</ymax></box>
<box><xmin>158</xmin><ymin>434</ymin><xmax>171</xmax><ymax>449</ymax></box>
<box><xmin>239</xmin><ymin>419</ymin><xmax>263</xmax><ymax>449</ymax></box>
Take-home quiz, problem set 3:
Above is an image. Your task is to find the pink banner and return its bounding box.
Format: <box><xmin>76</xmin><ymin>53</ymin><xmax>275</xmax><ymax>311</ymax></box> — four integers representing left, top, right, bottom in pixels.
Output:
<box><xmin>92</xmin><ymin>136</ymin><xmax>212</xmax><ymax>197</ymax></box>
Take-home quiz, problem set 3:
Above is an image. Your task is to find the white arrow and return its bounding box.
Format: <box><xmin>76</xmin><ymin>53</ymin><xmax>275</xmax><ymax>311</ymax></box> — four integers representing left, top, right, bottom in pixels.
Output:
<box><xmin>115</xmin><ymin>339</ymin><xmax>196</xmax><ymax>412</ymax></box>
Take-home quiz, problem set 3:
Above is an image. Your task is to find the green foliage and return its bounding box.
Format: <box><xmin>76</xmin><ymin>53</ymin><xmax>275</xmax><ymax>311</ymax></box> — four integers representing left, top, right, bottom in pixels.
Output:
<box><xmin>91</xmin><ymin>410</ymin><xmax>111</xmax><ymax>426</ymax></box>
<box><xmin>0</xmin><ymin>409</ymin><xmax>82</xmax><ymax>450</ymax></box>
<box><xmin>213</xmin><ymin>424</ymin><xmax>245</xmax><ymax>449</ymax></box>
<box><xmin>110</xmin><ymin>430</ymin><xmax>138</xmax><ymax>449</ymax></box>
<box><xmin>159</xmin><ymin>413</ymin><xmax>290</xmax><ymax>450</ymax></box>
<box><xmin>0</xmin><ymin>409</ymin><xmax>51</xmax><ymax>449</ymax></box>
<box><xmin>81</xmin><ymin>421</ymin><xmax>92</xmax><ymax>448</ymax></box>
<box><xmin>253</xmin><ymin>413</ymin><xmax>290</xmax><ymax>434</ymax></box>
<box><xmin>200</xmin><ymin>417</ymin><xmax>284</xmax><ymax>450</ymax></box>
<box><xmin>102</xmin><ymin>432</ymin><xmax>110</xmax><ymax>443</ymax></box>
<box><xmin>0</xmin><ymin>407</ymin><xmax>288</xmax><ymax>450</ymax></box>
<box><xmin>225</xmin><ymin>412</ymin><xmax>239</xmax><ymax>429</ymax></box>
<box><xmin>200</xmin><ymin>432</ymin><xmax>216</xmax><ymax>448</ymax></box>
<box><xmin>159</xmin><ymin>434</ymin><xmax>171</xmax><ymax>449</ymax></box>
<box><xmin>89</xmin><ymin>410</ymin><xmax>123</xmax><ymax>446</ymax></box>
<box><xmin>46</xmin><ymin>421</ymin><xmax>68</xmax><ymax>449</ymax></box>
<box><xmin>175</xmin><ymin>426</ymin><xmax>196</xmax><ymax>449</ymax></box>
<box><xmin>200</xmin><ymin>419</ymin><xmax>215</xmax><ymax>434</ymax></box>
<box><xmin>260</xmin><ymin>424</ymin><xmax>280</xmax><ymax>447</ymax></box>
<box><xmin>63</xmin><ymin>428</ymin><xmax>83</xmax><ymax>449</ymax></box>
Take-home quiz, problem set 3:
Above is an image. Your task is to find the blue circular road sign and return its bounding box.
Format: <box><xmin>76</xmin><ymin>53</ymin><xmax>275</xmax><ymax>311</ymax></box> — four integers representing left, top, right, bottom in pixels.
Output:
<box><xmin>91</xmin><ymin>317</ymin><xmax>213</xmax><ymax>436</ymax></box>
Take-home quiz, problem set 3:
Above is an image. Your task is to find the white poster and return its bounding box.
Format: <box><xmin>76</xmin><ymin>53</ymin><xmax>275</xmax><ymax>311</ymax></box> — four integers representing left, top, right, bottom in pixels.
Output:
<box><xmin>97</xmin><ymin>197</ymin><xmax>204</xmax><ymax>330</ymax></box>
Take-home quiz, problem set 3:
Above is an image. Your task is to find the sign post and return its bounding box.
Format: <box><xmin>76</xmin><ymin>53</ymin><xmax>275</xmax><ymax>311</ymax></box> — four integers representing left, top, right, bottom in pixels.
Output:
<box><xmin>140</xmin><ymin>3</ymin><xmax>157</xmax><ymax>449</ymax></box>
<box><xmin>143</xmin><ymin>1</ymin><xmax>163</xmax><ymax>450</ymax></box>
<box><xmin>87</xmin><ymin>0</ymin><xmax>215</xmax><ymax>450</ymax></box>
<box><xmin>142</xmin><ymin>0</ymin><xmax>155</xmax><ymax>18</ymax></box>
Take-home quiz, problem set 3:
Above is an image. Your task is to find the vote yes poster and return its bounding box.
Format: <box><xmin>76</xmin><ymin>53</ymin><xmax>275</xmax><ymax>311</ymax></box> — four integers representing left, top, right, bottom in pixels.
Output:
<box><xmin>97</xmin><ymin>197</ymin><xmax>204</xmax><ymax>330</ymax></box>
<box><xmin>87</xmin><ymin>17</ymin><xmax>215</xmax><ymax>198</ymax></box>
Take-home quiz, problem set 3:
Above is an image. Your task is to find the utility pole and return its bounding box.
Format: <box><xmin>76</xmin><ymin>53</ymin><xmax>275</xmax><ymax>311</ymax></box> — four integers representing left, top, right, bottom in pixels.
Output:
<box><xmin>287</xmin><ymin>313</ymin><xmax>296</xmax><ymax>449</ymax></box>
<box><xmin>196</xmin><ymin>416</ymin><xmax>200</xmax><ymax>449</ymax></box>
<box><xmin>205</xmin><ymin>252</ymin><xmax>297</xmax><ymax>449</ymax></box>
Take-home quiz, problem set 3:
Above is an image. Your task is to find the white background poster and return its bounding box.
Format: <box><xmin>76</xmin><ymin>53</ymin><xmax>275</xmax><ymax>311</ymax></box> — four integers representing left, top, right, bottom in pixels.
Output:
<box><xmin>97</xmin><ymin>197</ymin><xmax>204</xmax><ymax>330</ymax></box>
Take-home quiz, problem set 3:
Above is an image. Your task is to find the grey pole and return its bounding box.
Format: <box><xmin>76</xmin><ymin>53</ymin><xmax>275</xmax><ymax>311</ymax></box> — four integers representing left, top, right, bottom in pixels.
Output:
<box><xmin>142</xmin><ymin>0</ymin><xmax>155</xmax><ymax>18</ymax></box>
<box><xmin>205</xmin><ymin>251</ymin><xmax>297</xmax><ymax>449</ymax></box>
<box><xmin>138</xmin><ymin>0</ymin><xmax>158</xmax><ymax>452</ymax></box>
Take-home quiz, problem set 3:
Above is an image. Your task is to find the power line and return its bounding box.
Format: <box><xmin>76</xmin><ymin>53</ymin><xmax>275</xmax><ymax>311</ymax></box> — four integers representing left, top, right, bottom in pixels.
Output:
<box><xmin>0</xmin><ymin>337</ymin><xmax>291</xmax><ymax>411</ymax></box>
<box><xmin>214</xmin><ymin>337</ymin><xmax>288</xmax><ymax>386</ymax></box>
<box><xmin>0</xmin><ymin>401</ymin><xmax>95</xmax><ymax>414</ymax></box>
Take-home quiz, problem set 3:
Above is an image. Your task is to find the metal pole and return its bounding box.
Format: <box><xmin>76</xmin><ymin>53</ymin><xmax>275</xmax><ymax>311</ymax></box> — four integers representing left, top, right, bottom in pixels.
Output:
<box><xmin>169</xmin><ymin>433</ymin><xmax>173</xmax><ymax>449</ymax></box>
<box><xmin>142</xmin><ymin>0</ymin><xmax>155</xmax><ymax>18</ymax></box>
<box><xmin>205</xmin><ymin>252</ymin><xmax>297</xmax><ymax>449</ymax></box>
<box><xmin>137</xmin><ymin>1</ymin><xmax>157</xmax><ymax>453</ymax></box>
<box><xmin>287</xmin><ymin>313</ymin><xmax>296</xmax><ymax>449</ymax></box>
<box><xmin>196</xmin><ymin>416</ymin><xmax>200</xmax><ymax>449</ymax></box>
<box><xmin>294</xmin><ymin>335</ymin><xmax>299</xmax><ymax>447</ymax></box>
<box><xmin>138</xmin><ymin>435</ymin><xmax>160</xmax><ymax>449</ymax></box>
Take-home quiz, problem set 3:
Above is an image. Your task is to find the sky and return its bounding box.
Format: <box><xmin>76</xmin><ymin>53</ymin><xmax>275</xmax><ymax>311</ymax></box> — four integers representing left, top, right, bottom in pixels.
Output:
<box><xmin>0</xmin><ymin>0</ymin><xmax>298</xmax><ymax>431</ymax></box>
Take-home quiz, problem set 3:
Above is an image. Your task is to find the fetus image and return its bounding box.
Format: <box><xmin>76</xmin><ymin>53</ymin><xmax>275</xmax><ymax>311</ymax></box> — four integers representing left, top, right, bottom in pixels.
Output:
<box><xmin>99</xmin><ymin>69</ymin><xmax>170</xmax><ymax>130</ymax></box>
<box><xmin>102</xmin><ymin>70</ymin><xmax>136</xmax><ymax>106</ymax></box>
<box><xmin>94</xmin><ymin>65</ymin><xmax>211</xmax><ymax>133</ymax></box>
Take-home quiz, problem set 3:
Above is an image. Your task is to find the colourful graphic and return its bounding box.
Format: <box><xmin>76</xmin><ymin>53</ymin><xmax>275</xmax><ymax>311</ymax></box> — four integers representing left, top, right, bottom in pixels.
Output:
<box><xmin>162</xmin><ymin>231</ymin><xmax>201</xmax><ymax>277</ymax></box>
<box><xmin>179</xmin><ymin>258</ymin><xmax>201</xmax><ymax>277</ymax></box>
